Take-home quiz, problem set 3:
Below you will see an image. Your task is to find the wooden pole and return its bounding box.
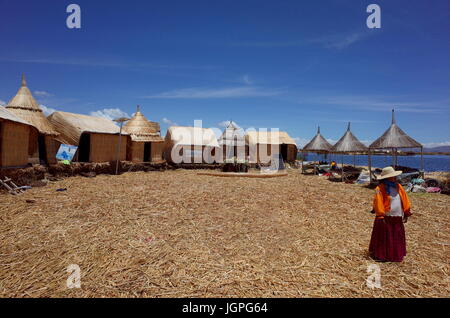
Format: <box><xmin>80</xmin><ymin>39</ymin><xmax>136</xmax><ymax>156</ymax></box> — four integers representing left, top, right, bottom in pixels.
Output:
<box><xmin>301</xmin><ymin>151</ymin><xmax>304</xmax><ymax>174</ymax></box>
<box><xmin>395</xmin><ymin>148</ymin><xmax>398</xmax><ymax>167</ymax></box>
<box><xmin>392</xmin><ymin>148</ymin><xmax>395</xmax><ymax>167</ymax></box>
<box><xmin>368</xmin><ymin>149</ymin><xmax>372</xmax><ymax>184</ymax></box>
<box><xmin>420</xmin><ymin>146</ymin><xmax>424</xmax><ymax>178</ymax></box>
<box><xmin>115</xmin><ymin>122</ymin><xmax>124</xmax><ymax>175</ymax></box>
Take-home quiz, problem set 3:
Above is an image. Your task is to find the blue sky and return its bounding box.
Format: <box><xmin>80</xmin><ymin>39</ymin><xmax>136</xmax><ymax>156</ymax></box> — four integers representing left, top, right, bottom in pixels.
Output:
<box><xmin>0</xmin><ymin>0</ymin><xmax>448</xmax><ymax>147</ymax></box>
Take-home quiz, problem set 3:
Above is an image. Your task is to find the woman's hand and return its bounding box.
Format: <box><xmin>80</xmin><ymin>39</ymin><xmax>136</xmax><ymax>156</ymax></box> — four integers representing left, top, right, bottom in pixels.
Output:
<box><xmin>403</xmin><ymin>216</ymin><xmax>408</xmax><ymax>223</ymax></box>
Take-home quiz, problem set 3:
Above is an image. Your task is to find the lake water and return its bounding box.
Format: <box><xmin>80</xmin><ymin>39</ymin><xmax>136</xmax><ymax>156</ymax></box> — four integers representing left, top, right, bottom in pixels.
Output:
<box><xmin>301</xmin><ymin>153</ymin><xmax>450</xmax><ymax>172</ymax></box>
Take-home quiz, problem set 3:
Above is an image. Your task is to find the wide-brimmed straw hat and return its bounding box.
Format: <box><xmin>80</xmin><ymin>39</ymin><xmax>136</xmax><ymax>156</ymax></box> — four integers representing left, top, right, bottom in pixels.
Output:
<box><xmin>376</xmin><ymin>166</ymin><xmax>402</xmax><ymax>180</ymax></box>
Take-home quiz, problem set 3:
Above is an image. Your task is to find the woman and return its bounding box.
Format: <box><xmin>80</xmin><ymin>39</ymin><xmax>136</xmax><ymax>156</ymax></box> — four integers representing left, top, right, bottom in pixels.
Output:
<box><xmin>369</xmin><ymin>166</ymin><xmax>412</xmax><ymax>262</ymax></box>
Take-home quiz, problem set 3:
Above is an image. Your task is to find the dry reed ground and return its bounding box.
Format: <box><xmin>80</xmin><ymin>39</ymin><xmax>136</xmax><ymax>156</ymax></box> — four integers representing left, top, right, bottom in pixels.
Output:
<box><xmin>0</xmin><ymin>169</ymin><xmax>448</xmax><ymax>297</ymax></box>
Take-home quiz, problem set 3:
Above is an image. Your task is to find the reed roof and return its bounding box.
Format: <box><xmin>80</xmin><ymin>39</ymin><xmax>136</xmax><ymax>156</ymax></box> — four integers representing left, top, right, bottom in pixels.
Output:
<box><xmin>123</xmin><ymin>106</ymin><xmax>163</xmax><ymax>142</ymax></box>
<box><xmin>166</xmin><ymin>126</ymin><xmax>219</xmax><ymax>148</ymax></box>
<box><xmin>369</xmin><ymin>110</ymin><xmax>422</xmax><ymax>149</ymax></box>
<box><xmin>0</xmin><ymin>106</ymin><xmax>32</xmax><ymax>126</ymax></box>
<box><xmin>5</xmin><ymin>74</ymin><xmax>58</xmax><ymax>135</ymax></box>
<box><xmin>48</xmin><ymin>111</ymin><xmax>128</xmax><ymax>146</ymax></box>
<box><xmin>245</xmin><ymin>130</ymin><xmax>297</xmax><ymax>146</ymax></box>
<box><xmin>302</xmin><ymin>127</ymin><xmax>333</xmax><ymax>152</ymax></box>
<box><xmin>332</xmin><ymin>122</ymin><xmax>368</xmax><ymax>153</ymax></box>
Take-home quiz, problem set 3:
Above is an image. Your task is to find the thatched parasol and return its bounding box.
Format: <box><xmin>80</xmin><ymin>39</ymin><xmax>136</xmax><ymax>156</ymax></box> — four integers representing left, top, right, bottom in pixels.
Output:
<box><xmin>302</xmin><ymin>126</ymin><xmax>333</xmax><ymax>153</ymax></box>
<box><xmin>300</xmin><ymin>126</ymin><xmax>333</xmax><ymax>172</ymax></box>
<box><xmin>332</xmin><ymin>122</ymin><xmax>368</xmax><ymax>153</ymax></box>
<box><xmin>6</xmin><ymin>74</ymin><xmax>58</xmax><ymax>136</ymax></box>
<box><xmin>332</xmin><ymin>122</ymin><xmax>368</xmax><ymax>181</ymax></box>
<box><xmin>369</xmin><ymin>110</ymin><xmax>422</xmax><ymax>149</ymax></box>
<box><xmin>368</xmin><ymin>109</ymin><xmax>423</xmax><ymax>182</ymax></box>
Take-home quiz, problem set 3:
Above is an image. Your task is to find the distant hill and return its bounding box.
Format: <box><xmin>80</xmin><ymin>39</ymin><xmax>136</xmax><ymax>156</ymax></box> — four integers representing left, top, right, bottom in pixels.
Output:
<box><xmin>424</xmin><ymin>146</ymin><xmax>450</xmax><ymax>153</ymax></box>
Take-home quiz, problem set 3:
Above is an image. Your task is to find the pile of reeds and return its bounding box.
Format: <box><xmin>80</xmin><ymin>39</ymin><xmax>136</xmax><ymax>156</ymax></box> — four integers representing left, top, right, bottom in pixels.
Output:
<box><xmin>0</xmin><ymin>170</ymin><xmax>448</xmax><ymax>297</ymax></box>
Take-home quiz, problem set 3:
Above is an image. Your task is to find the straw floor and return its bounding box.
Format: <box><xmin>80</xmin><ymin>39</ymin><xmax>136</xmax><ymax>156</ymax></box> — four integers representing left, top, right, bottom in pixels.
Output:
<box><xmin>0</xmin><ymin>170</ymin><xmax>448</xmax><ymax>297</ymax></box>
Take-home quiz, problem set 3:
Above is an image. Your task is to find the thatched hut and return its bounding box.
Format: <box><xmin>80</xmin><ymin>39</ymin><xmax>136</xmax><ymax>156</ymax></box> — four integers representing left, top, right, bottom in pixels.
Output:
<box><xmin>218</xmin><ymin>121</ymin><xmax>246</xmax><ymax>162</ymax></box>
<box><xmin>368</xmin><ymin>109</ymin><xmax>423</xmax><ymax>182</ymax></box>
<box><xmin>245</xmin><ymin>130</ymin><xmax>298</xmax><ymax>163</ymax></box>
<box><xmin>48</xmin><ymin>111</ymin><xmax>130</xmax><ymax>163</ymax></box>
<box><xmin>0</xmin><ymin>106</ymin><xmax>38</xmax><ymax>168</ymax></box>
<box><xmin>123</xmin><ymin>106</ymin><xmax>164</xmax><ymax>163</ymax></box>
<box><xmin>5</xmin><ymin>74</ymin><xmax>59</xmax><ymax>164</ymax></box>
<box><xmin>163</xmin><ymin>126</ymin><xmax>219</xmax><ymax>164</ymax></box>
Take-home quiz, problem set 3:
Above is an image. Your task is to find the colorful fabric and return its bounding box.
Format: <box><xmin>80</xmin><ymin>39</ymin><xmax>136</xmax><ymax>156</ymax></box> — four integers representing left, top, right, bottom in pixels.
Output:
<box><xmin>381</xmin><ymin>179</ymin><xmax>397</xmax><ymax>195</ymax></box>
<box><xmin>373</xmin><ymin>183</ymin><xmax>411</xmax><ymax>219</ymax></box>
<box><xmin>426</xmin><ymin>187</ymin><xmax>441</xmax><ymax>193</ymax></box>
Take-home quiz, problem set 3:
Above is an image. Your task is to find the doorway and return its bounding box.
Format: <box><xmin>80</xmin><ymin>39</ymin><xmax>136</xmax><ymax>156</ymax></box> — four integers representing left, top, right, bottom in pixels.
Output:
<box><xmin>280</xmin><ymin>144</ymin><xmax>288</xmax><ymax>161</ymax></box>
<box><xmin>38</xmin><ymin>134</ymin><xmax>47</xmax><ymax>164</ymax></box>
<box><xmin>78</xmin><ymin>133</ymin><xmax>91</xmax><ymax>162</ymax></box>
<box><xmin>0</xmin><ymin>122</ymin><xmax>2</xmax><ymax>166</ymax></box>
<box><xmin>144</xmin><ymin>142</ymin><xmax>152</xmax><ymax>162</ymax></box>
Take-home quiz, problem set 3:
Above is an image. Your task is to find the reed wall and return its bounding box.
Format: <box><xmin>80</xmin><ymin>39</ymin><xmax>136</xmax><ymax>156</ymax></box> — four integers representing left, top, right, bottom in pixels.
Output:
<box><xmin>0</xmin><ymin>121</ymin><xmax>30</xmax><ymax>167</ymax></box>
<box><xmin>89</xmin><ymin>133</ymin><xmax>128</xmax><ymax>163</ymax></box>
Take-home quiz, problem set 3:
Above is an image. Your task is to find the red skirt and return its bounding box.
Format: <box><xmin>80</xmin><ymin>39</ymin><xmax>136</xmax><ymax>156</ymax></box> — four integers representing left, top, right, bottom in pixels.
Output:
<box><xmin>369</xmin><ymin>216</ymin><xmax>406</xmax><ymax>262</ymax></box>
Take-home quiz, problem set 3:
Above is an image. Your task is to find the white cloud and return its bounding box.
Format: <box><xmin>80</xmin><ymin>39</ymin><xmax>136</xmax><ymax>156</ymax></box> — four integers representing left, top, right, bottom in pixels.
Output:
<box><xmin>326</xmin><ymin>138</ymin><xmax>338</xmax><ymax>145</ymax></box>
<box><xmin>0</xmin><ymin>99</ymin><xmax>5</xmax><ymax>106</ymax></box>
<box><xmin>311</xmin><ymin>32</ymin><xmax>368</xmax><ymax>50</ymax></box>
<box><xmin>162</xmin><ymin>117</ymin><xmax>178</xmax><ymax>126</ymax></box>
<box><xmin>40</xmin><ymin>104</ymin><xmax>57</xmax><ymax>116</ymax></box>
<box><xmin>90</xmin><ymin>108</ymin><xmax>130</xmax><ymax>121</ymax></box>
<box><xmin>34</xmin><ymin>90</ymin><xmax>53</xmax><ymax>97</ymax></box>
<box><xmin>0</xmin><ymin>57</ymin><xmax>216</xmax><ymax>71</ymax></box>
<box><xmin>293</xmin><ymin>137</ymin><xmax>311</xmax><ymax>147</ymax></box>
<box><xmin>240</xmin><ymin>75</ymin><xmax>253</xmax><ymax>85</ymax></box>
<box><xmin>144</xmin><ymin>86</ymin><xmax>281</xmax><ymax>99</ymax></box>
<box><xmin>230</xmin><ymin>31</ymin><xmax>371</xmax><ymax>50</ymax></box>
<box><xmin>302</xmin><ymin>95</ymin><xmax>448</xmax><ymax>114</ymax></box>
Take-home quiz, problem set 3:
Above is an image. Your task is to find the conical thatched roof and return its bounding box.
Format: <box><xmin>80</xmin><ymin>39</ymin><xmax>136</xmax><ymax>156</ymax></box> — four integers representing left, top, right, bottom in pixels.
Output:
<box><xmin>218</xmin><ymin>121</ymin><xmax>245</xmax><ymax>146</ymax></box>
<box><xmin>332</xmin><ymin>122</ymin><xmax>368</xmax><ymax>153</ymax></box>
<box><xmin>123</xmin><ymin>105</ymin><xmax>163</xmax><ymax>142</ymax></box>
<box><xmin>302</xmin><ymin>126</ymin><xmax>333</xmax><ymax>152</ymax></box>
<box><xmin>369</xmin><ymin>110</ymin><xmax>422</xmax><ymax>149</ymax></box>
<box><xmin>6</xmin><ymin>74</ymin><xmax>58</xmax><ymax>135</ymax></box>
